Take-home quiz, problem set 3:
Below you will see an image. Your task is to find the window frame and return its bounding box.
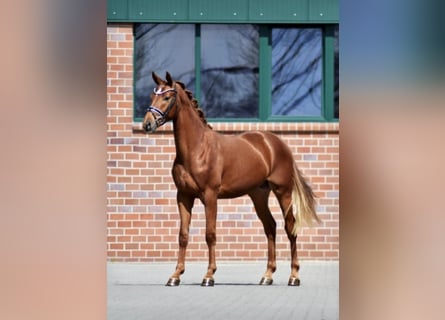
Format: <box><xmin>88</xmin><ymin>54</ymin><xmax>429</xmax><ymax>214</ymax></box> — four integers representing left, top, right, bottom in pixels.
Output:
<box><xmin>132</xmin><ymin>23</ymin><xmax>338</xmax><ymax>123</ymax></box>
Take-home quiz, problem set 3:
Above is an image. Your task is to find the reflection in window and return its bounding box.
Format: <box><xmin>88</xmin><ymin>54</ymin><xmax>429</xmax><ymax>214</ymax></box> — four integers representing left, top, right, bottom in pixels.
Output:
<box><xmin>201</xmin><ymin>25</ymin><xmax>259</xmax><ymax>118</ymax></box>
<box><xmin>134</xmin><ymin>24</ymin><xmax>195</xmax><ymax>119</ymax></box>
<box><xmin>272</xmin><ymin>28</ymin><xmax>322</xmax><ymax>117</ymax></box>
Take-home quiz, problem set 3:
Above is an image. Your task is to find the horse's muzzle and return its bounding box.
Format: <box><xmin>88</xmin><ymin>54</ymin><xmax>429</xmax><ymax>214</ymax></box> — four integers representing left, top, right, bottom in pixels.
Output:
<box><xmin>143</xmin><ymin>121</ymin><xmax>150</xmax><ymax>132</ymax></box>
<box><xmin>143</xmin><ymin>121</ymin><xmax>156</xmax><ymax>133</ymax></box>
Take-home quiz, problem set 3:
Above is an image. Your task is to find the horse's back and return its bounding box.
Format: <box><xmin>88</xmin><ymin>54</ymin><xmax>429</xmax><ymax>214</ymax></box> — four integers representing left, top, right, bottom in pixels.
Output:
<box><xmin>239</xmin><ymin>131</ymin><xmax>293</xmax><ymax>161</ymax></box>
<box><xmin>220</xmin><ymin>130</ymin><xmax>293</xmax><ymax>167</ymax></box>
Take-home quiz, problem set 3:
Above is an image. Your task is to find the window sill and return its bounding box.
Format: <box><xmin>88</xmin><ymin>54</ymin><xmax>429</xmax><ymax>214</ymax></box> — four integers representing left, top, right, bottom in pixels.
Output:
<box><xmin>132</xmin><ymin>122</ymin><xmax>339</xmax><ymax>135</ymax></box>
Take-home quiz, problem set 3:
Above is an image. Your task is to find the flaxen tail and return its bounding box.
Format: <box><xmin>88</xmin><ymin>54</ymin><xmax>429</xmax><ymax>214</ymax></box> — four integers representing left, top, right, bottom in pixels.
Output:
<box><xmin>288</xmin><ymin>163</ymin><xmax>322</xmax><ymax>236</ymax></box>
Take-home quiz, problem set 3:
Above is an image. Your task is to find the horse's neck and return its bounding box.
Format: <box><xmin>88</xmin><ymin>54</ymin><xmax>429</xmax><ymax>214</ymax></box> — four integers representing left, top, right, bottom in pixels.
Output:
<box><xmin>173</xmin><ymin>100</ymin><xmax>209</xmax><ymax>160</ymax></box>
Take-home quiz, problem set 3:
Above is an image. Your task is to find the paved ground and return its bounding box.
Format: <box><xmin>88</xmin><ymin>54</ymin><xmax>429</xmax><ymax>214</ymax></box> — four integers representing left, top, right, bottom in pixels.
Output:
<box><xmin>108</xmin><ymin>261</ymin><xmax>338</xmax><ymax>320</ymax></box>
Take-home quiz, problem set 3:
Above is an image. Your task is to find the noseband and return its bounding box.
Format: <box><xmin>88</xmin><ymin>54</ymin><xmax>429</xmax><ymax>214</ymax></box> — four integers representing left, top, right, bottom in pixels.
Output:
<box><xmin>146</xmin><ymin>86</ymin><xmax>177</xmax><ymax>127</ymax></box>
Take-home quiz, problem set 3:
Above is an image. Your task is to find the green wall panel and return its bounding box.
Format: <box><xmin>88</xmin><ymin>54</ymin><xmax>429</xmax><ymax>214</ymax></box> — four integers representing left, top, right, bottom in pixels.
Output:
<box><xmin>248</xmin><ymin>0</ymin><xmax>308</xmax><ymax>22</ymax></box>
<box><xmin>128</xmin><ymin>0</ymin><xmax>188</xmax><ymax>21</ymax></box>
<box><xmin>309</xmin><ymin>0</ymin><xmax>339</xmax><ymax>21</ymax></box>
<box><xmin>107</xmin><ymin>0</ymin><xmax>339</xmax><ymax>23</ymax></box>
<box><xmin>189</xmin><ymin>0</ymin><xmax>248</xmax><ymax>21</ymax></box>
<box><xmin>108</xmin><ymin>0</ymin><xmax>128</xmax><ymax>20</ymax></box>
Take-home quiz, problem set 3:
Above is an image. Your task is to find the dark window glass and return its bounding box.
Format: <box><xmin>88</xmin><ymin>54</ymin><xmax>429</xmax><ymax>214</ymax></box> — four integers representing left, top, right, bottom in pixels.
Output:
<box><xmin>271</xmin><ymin>28</ymin><xmax>322</xmax><ymax>117</ymax></box>
<box><xmin>134</xmin><ymin>24</ymin><xmax>195</xmax><ymax>119</ymax></box>
<box><xmin>334</xmin><ymin>26</ymin><xmax>339</xmax><ymax>119</ymax></box>
<box><xmin>200</xmin><ymin>24</ymin><xmax>259</xmax><ymax>118</ymax></box>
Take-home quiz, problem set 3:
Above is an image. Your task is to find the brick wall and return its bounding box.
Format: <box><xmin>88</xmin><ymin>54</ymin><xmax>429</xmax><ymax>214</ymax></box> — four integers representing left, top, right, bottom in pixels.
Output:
<box><xmin>107</xmin><ymin>24</ymin><xmax>339</xmax><ymax>262</ymax></box>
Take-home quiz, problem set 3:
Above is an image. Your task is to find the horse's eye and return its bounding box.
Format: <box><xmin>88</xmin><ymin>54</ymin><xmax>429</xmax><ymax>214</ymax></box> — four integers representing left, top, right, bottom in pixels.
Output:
<box><xmin>164</xmin><ymin>96</ymin><xmax>170</xmax><ymax>101</ymax></box>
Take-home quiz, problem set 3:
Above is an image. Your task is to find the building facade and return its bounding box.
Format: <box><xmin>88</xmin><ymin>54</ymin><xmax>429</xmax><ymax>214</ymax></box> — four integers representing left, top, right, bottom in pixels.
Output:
<box><xmin>107</xmin><ymin>0</ymin><xmax>339</xmax><ymax>262</ymax></box>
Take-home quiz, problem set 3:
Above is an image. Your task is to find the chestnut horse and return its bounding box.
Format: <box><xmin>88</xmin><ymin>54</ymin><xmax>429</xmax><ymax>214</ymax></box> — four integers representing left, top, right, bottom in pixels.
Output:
<box><xmin>143</xmin><ymin>72</ymin><xmax>321</xmax><ymax>287</ymax></box>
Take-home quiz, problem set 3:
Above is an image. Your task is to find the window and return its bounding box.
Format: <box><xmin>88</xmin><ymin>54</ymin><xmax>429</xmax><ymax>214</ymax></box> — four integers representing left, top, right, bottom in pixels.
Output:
<box><xmin>271</xmin><ymin>28</ymin><xmax>322</xmax><ymax>117</ymax></box>
<box><xmin>134</xmin><ymin>23</ymin><xmax>338</xmax><ymax>122</ymax></box>
<box><xmin>134</xmin><ymin>24</ymin><xmax>195</xmax><ymax>118</ymax></box>
<box><xmin>201</xmin><ymin>24</ymin><xmax>259</xmax><ymax>118</ymax></box>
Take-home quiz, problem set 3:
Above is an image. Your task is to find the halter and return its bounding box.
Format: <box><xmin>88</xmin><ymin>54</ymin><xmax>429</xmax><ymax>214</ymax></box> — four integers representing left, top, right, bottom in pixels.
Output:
<box><xmin>146</xmin><ymin>86</ymin><xmax>177</xmax><ymax>127</ymax></box>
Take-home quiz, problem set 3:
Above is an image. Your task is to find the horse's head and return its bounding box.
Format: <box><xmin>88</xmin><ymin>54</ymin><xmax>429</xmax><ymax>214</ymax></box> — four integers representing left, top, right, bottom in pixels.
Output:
<box><xmin>142</xmin><ymin>72</ymin><xmax>178</xmax><ymax>133</ymax></box>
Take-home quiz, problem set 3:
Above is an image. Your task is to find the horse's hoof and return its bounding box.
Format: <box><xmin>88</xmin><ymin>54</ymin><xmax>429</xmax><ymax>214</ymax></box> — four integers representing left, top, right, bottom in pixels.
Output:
<box><xmin>166</xmin><ymin>278</ymin><xmax>180</xmax><ymax>286</ymax></box>
<box><xmin>201</xmin><ymin>278</ymin><xmax>215</xmax><ymax>287</ymax></box>
<box><xmin>288</xmin><ymin>277</ymin><xmax>300</xmax><ymax>286</ymax></box>
<box><xmin>259</xmin><ymin>277</ymin><xmax>273</xmax><ymax>285</ymax></box>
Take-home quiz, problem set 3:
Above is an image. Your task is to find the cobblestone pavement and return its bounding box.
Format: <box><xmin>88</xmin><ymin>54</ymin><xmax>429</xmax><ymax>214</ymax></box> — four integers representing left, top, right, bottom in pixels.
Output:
<box><xmin>108</xmin><ymin>261</ymin><xmax>338</xmax><ymax>320</ymax></box>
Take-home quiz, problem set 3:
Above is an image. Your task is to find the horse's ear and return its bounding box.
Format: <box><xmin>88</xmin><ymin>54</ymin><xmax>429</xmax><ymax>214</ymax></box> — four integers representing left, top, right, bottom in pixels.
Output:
<box><xmin>152</xmin><ymin>72</ymin><xmax>163</xmax><ymax>85</ymax></box>
<box><xmin>165</xmin><ymin>72</ymin><xmax>173</xmax><ymax>86</ymax></box>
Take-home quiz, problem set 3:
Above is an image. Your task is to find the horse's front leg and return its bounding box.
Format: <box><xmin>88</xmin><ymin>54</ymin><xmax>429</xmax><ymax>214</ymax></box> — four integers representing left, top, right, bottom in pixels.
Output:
<box><xmin>201</xmin><ymin>191</ymin><xmax>218</xmax><ymax>287</ymax></box>
<box><xmin>166</xmin><ymin>192</ymin><xmax>194</xmax><ymax>286</ymax></box>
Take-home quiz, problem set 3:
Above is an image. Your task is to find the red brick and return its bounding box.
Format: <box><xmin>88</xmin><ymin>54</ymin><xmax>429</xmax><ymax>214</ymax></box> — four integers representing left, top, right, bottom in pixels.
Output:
<box><xmin>117</xmin><ymin>251</ymin><xmax>130</xmax><ymax>257</ymax></box>
<box><xmin>132</xmin><ymin>221</ymin><xmax>147</xmax><ymax>228</ymax></box>
<box><xmin>317</xmin><ymin>228</ymin><xmax>332</xmax><ymax>235</ymax></box>
<box><xmin>133</xmin><ymin>236</ymin><xmax>147</xmax><ymax>242</ymax></box>
<box><xmin>117</xmin><ymin>236</ymin><xmax>131</xmax><ymax>242</ymax></box>
<box><xmin>325</xmin><ymin>251</ymin><xmax>338</xmax><ymax>258</ymax></box>
<box><xmin>118</xmin><ymin>221</ymin><xmax>131</xmax><ymax>228</ymax></box>
<box><xmin>310</xmin><ymin>251</ymin><xmax>323</xmax><ymax>257</ymax></box>
<box><xmin>131</xmin><ymin>251</ymin><xmax>146</xmax><ymax>257</ymax></box>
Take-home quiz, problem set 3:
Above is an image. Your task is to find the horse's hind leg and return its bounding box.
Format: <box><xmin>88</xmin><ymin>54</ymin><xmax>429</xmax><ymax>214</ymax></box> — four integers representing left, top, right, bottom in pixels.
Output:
<box><xmin>249</xmin><ymin>186</ymin><xmax>277</xmax><ymax>285</ymax></box>
<box><xmin>166</xmin><ymin>192</ymin><xmax>194</xmax><ymax>286</ymax></box>
<box><xmin>273</xmin><ymin>186</ymin><xmax>301</xmax><ymax>286</ymax></box>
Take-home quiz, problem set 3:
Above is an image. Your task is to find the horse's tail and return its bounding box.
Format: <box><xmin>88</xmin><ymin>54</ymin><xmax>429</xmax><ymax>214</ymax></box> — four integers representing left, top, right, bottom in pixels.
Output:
<box><xmin>288</xmin><ymin>163</ymin><xmax>322</xmax><ymax>236</ymax></box>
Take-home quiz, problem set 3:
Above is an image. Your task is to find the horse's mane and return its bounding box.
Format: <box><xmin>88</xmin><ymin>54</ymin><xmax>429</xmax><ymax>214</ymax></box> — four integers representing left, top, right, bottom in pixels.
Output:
<box><xmin>176</xmin><ymin>81</ymin><xmax>212</xmax><ymax>130</ymax></box>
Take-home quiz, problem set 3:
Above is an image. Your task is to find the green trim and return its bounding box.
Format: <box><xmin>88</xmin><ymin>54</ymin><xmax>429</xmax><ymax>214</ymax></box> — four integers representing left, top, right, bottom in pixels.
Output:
<box><xmin>258</xmin><ymin>26</ymin><xmax>271</xmax><ymax>122</ymax></box>
<box><xmin>108</xmin><ymin>0</ymin><xmax>339</xmax><ymax>23</ymax></box>
<box><xmin>132</xmin><ymin>27</ymin><xmax>137</xmax><ymax>122</ymax></box>
<box><xmin>265</xmin><ymin>116</ymin><xmax>327</xmax><ymax>123</ymax></box>
<box><xmin>194</xmin><ymin>24</ymin><xmax>201</xmax><ymax>103</ymax></box>
<box><xmin>208</xmin><ymin>117</ymin><xmax>261</xmax><ymax>123</ymax></box>
<box><xmin>208</xmin><ymin>115</ymin><xmax>327</xmax><ymax>123</ymax></box>
<box><xmin>323</xmin><ymin>25</ymin><xmax>336</xmax><ymax>122</ymax></box>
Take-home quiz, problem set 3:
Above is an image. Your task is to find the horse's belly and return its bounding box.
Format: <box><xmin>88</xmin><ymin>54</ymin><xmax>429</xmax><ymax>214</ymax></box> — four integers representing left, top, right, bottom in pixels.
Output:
<box><xmin>218</xmin><ymin>183</ymin><xmax>264</xmax><ymax>198</ymax></box>
<box><xmin>217</xmin><ymin>189</ymin><xmax>250</xmax><ymax>199</ymax></box>
<box><xmin>218</xmin><ymin>172</ymin><xmax>266</xmax><ymax>198</ymax></box>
